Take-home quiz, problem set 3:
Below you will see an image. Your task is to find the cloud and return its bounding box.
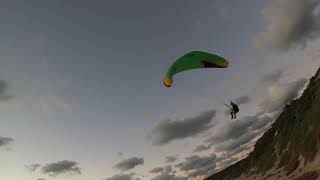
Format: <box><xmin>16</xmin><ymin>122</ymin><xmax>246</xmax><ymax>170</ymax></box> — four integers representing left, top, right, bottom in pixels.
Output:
<box><xmin>176</xmin><ymin>155</ymin><xmax>213</xmax><ymax>171</ymax></box>
<box><xmin>0</xmin><ymin>136</ymin><xmax>14</xmax><ymax>148</ymax></box>
<box><xmin>193</xmin><ymin>144</ymin><xmax>211</xmax><ymax>153</ymax></box>
<box><xmin>164</xmin><ymin>165</ymin><xmax>173</xmax><ymax>174</ymax></box>
<box><xmin>189</xmin><ymin>164</ymin><xmax>215</xmax><ymax>178</ymax></box>
<box><xmin>149</xmin><ymin>167</ymin><xmax>164</xmax><ymax>174</ymax></box>
<box><xmin>0</xmin><ymin>80</ymin><xmax>14</xmax><ymax>102</ymax></box>
<box><xmin>218</xmin><ymin>157</ymin><xmax>238</xmax><ymax>170</ymax></box>
<box><xmin>205</xmin><ymin>112</ymin><xmax>274</xmax><ymax>157</ymax></box>
<box><xmin>150</xmin><ymin>174</ymin><xmax>187</xmax><ymax>180</ymax></box>
<box><xmin>214</xmin><ymin>144</ymin><xmax>255</xmax><ymax>171</ymax></box>
<box><xmin>214</xmin><ymin>131</ymin><xmax>259</xmax><ymax>152</ymax></box>
<box><xmin>175</xmin><ymin>154</ymin><xmax>217</xmax><ymax>178</ymax></box>
<box><xmin>215</xmin><ymin>115</ymin><xmax>273</xmax><ymax>153</ymax></box>
<box><xmin>261</xmin><ymin>69</ymin><xmax>284</xmax><ymax>83</ymax></box>
<box><xmin>25</xmin><ymin>164</ymin><xmax>41</xmax><ymax>172</ymax></box>
<box><xmin>216</xmin><ymin>144</ymin><xmax>250</xmax><ymax>163</ymax></box>
<box><xmin>0</xmin><ymin>80</ymin><xmax>8</xmax><ymax>94</ymax></box>
<box><xmin>255</xmin><ymin>0</ymin><xmax>320</xmax><ymax>50</ymax></box>
<box><xmin>105</xmin><ymin>174</ymin><xmax>133</xmax><ymax>180</ymax></box>
<box><xmin>260</xmin><ymin>78</ymin><xmax>308</xmax><ymax>113</ymax></box>
<box><xmin>165</xmin><ymin>155</ymin><xmax>179</xmax><ymax>163</ymax></box>
<box><xmin>200</xmin><ymin>67</ymin><xmax>307</xmax><ymax>171</ymax></box>
<box><xmin>149</xmin><ymin>165</ymin><xmax>173</xmax><ymax>175</ymax></box>
<box><xmin>114</xmin><ymin>157</ymin><xmax>144</xmax><ymax>171</ymax></box>
<box><xmin>117</xmin><ymin>152</ymin><xmax>124</xmax><ymax>157</ymax></box>
<box><xmin>249</xmin><ymin>115</ymin><xmax>273</xmax><ymax>131</ymax></box>
<box><xmin>234</xmin><ymin>96</ymin><xmax>251</xmax><ymax>105</ymax></box>
<box><xmin>41</xmin><ymin>160</ymin><xmax>81</xmax><ymax>177</ymax></box>
<box><xmin>225</xmin><ymin>144</ymin><xmax>254</xmax><ymax>159</ymax></box>
<box><xmin>149</xmin><ymin>109</ymin><xmax>216</xmax><ymax>145</ymax></box>
<box><xmin>37</xmin><ymin>178</ymin><xmax>46</xmax><ymax>180</ymax></box>
<box><xmin>205</xmin><ymin>115</ymin><xmax>257</xmax><ymax>145</ymax></box>
<box><xmin>202</xmin><ymin>110</ymin><xmax>275</xmax><ymax>171</ymax></box>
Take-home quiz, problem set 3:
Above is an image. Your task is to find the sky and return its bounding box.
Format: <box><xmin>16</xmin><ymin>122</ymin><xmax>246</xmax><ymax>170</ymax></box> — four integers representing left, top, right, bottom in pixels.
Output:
<box><xmin>0</xmin><ymin>0</ymin><xmax>320</xmax><ymax>180</ymax></box>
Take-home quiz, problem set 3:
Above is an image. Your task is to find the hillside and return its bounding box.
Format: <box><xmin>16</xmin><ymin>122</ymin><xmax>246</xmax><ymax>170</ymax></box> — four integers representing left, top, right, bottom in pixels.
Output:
<box><xmin>206</xmin><ymin>67</ymin><xmax>320</xmax><ymax>180</ymax></box>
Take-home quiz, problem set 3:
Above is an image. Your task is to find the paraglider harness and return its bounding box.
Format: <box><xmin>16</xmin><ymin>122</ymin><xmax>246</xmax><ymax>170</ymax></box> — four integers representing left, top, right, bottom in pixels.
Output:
<box><xmin>231</xmin><ymin>102</ymin><xmax>239</xmax><ymax>113</ymax></box>
<box><xmin>230</xmin><ymin>102</ymin><xmax>239</xmax><ymax>119</ymax></box>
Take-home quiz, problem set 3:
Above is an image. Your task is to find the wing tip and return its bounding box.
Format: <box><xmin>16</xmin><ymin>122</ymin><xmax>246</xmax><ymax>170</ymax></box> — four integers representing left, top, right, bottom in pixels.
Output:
<box><xmin>164</xmin><ymin>79</ymin><xmax>173</xmax><ymax>87</ymax></box>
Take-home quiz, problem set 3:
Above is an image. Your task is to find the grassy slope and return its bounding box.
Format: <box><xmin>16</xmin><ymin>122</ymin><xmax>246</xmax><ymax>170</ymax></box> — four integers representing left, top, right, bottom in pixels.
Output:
<box><xmin>206</xmin><ymin>67</ymin><xmax>320</xmax><ymax>180</ymax></box>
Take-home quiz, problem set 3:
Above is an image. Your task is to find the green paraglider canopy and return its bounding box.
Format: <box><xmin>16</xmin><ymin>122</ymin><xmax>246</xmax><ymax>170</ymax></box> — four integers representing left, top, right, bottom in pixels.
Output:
<box><xmin>163</xmin><ymin>51</ymin><xmax>229</xmax><ymax>87</ymax></box>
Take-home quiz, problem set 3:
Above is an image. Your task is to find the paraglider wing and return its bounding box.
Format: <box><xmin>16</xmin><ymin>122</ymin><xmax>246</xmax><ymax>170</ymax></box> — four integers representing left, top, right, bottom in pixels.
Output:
<box><xmin>163</xmin><ymin>51</ymin><xmax>229</xmax><ymax>87</ymax></box>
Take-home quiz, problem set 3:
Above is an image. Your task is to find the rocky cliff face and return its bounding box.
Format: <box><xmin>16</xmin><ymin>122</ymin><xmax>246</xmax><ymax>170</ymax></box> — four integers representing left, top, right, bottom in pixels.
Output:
<box><xmin>206</xmin><ymin>67</ymin><xmax>320</xmax><ymax>180</ymax></box>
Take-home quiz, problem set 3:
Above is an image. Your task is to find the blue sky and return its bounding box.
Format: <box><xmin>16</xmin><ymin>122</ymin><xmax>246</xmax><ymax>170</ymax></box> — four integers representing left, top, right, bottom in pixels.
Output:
<box><xmin>0</xmin><ymin>0</ymin><xmax>319</xmax><ymax>180</ymax></box>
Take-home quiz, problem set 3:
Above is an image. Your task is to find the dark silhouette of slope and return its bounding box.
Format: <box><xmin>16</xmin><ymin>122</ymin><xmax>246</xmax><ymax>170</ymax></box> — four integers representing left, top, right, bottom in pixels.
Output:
<box><xmin>206</xmin><ymin>67</ymin><xmax>320</xmax><ymax>180</ymax></box>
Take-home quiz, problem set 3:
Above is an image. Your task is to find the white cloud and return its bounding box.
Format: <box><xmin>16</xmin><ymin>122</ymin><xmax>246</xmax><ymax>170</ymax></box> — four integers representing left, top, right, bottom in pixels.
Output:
<box><xmin>255</xmin><ymin>0</ymin><xmax>320</xmax><ymax>50</ymax></box>
<box><xmin>260</xmin><ymin>78</ymin><xmax>307</xmax><ymax>113</ymax></box>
